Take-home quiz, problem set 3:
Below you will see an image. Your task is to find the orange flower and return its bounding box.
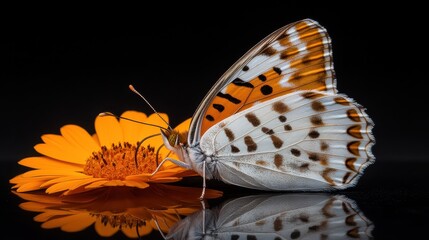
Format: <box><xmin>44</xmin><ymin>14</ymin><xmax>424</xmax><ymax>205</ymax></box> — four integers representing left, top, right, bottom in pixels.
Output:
<box><xmin>10</xmin><ymin>111</ymin><xmax>197</xmax><ymax>195</ymax></box>
<box><xmin>13</xmin><ymin>184</ymin><xmax>222</xmax><ymax>238</ymax></box>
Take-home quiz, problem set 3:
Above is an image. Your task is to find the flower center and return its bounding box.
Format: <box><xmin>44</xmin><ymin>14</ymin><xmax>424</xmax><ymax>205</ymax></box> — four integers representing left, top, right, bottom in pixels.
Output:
<box><xmin>91</xmin><ymin>212</ymin><xmax>147</xmax><ymax>229</ymax></box>
<box><xmin>84</xmin><ymin>142</ymin><xmax>160</xmax><ymax>180</ymax></box>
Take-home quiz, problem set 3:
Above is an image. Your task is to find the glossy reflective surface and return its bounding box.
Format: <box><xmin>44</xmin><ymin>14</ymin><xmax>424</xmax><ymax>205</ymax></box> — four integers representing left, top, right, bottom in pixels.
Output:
<box><xmin>2</xmin><ymin>159</ymin><xmax>428</xmax><ymax>239</ymax></box>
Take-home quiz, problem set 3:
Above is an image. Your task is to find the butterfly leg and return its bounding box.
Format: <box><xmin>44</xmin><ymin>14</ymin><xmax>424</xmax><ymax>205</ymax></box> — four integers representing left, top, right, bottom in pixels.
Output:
<box><xmin>150</xmin><ymin>157</ymin><xmax>192</xmax><ymax>176</ymax></box>
<box><xmin>199</xmin><ymin>160</ymin><xmax>206</xmax><ymax>200</ymax></box>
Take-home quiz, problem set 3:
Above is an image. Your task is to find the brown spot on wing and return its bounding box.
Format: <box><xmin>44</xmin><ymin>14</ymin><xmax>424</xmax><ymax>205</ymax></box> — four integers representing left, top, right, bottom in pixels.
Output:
<box><xmin>345</xmin><ymin>158</ymin><xmax>357</xmax><ymax>172</ymax></box>
<box><xmin>347</xmin><ymin>141</ymin><xmax>361</xmax><ymax>156</ymax></box>
<box><xmin>244</xmin><ymin>136</ymin><xmax>257</xmax><ymax>152</ymax></box>
<box><xmin>273</xmin><ymin>101</ymin><xmax>289</xmax><ymax>113</ymax></box>
<box><xmin>308</xmin><ymin>130</ymin><xmax>320</xmax><ymax>138</ymax></box>
<box><xmin>308</xmin><ymin>220</ymin><xmax>328</xmax><ymax>231</ymax></box>
<box><xmin>256</xmin><ymin>160</ymin><xmax>267</xmax><ymax>166</ymax></box>
<box><xmin>310</xmin><ymin>115</ymin><xmax>324</xmax><ymax>126</ymax></box>
<box><xmin>299</xmin><ymin>213</ymin><xmax>309</xmax><ymax>223</ymax></box>
<box><xmin>262</xmin><ymin>127</ymin><xmax>274</xmax><ymax>135</ymax></box>
<box><xmin>322</xmin><ymin>198</ymin><xmax>336</xmax><ymax>217</ymax></box>
<box><xmin>334</xmin><ymin>97</ymin><xmax>350</xmax><ymax>105</ymax></box>
<box><xmin>255</xmin><ymin>220</ymin><xmax>266</xmax><ymax>226</ymax></box>
<box><xmin>299</xmin><ymin>163</ymin><xmax>309</xmax><ymax>171</ymax></box>
<box><xmin>291</xmin><ymin>148</ymin><xmax>301</xmax><ymax>157</ymax></box>
<box><xmin>262</xmin><ymin>46</ymin><xmax>277</xmax><ymax>56</ymax></box>
<box><xmin>301</xmin><ymin>91</ymin><xmax>324</xmax><ymax>99</ymax></box>
<box><xmin>274</xmin><ymin>216</ymin><xmax>283</xmax><ymax>231</ymax></box>
<box><xmin>347</xmin><ymin>227</ymin><xmax>360</xmax><ymax>238</ymax></box>
<box><xmin>342</xmin><ymin>172</ymin><xmax>352</xmax><ymax>184</ymax></box>
<box><xmin>347</xmin><ymin>125</ymin><xmax>363</xmax><ymax>139</ymax></box>
<box><xmin>320</xmin><ymin>141</ymin><xmax>329</xmax><ymax>151</ymax></box>
<box><xmin>270</xmin><ymin>135</ymin><xmax>283</xmax><ymax>148</ymax></box>
<box><xmin>311</xmin><ymin>101</ymin><xmax>326</xmax><ymax>111</ymax></box>
<box><xmin>245</xmin><ymin>113</ymin><xmax>261</xmax><ymax>126</ymax></box>
<box><xmin>347</xmin><ymin>109</ymin><xmax>361</xmax><ymax>122</ymax></box>
<box><xmin>247</xmin><ymin>235</ymin><xmax>257</xmax><ymax>240</ymax></box>
<box><xmin>274</xmin><ymin>154</ymin><xmax>283</xmax><ymax>168</ymax></box>
<box><xmin>284</xmin><ymin>124</ymin><xmax>292</xmax><ymax>131</ymax></box>
<box><xmin>342</xmin><ymin>202</ymin><xmax>351</xmax><ymax>214</ymax></box>
<box><xmin>224</xmin><ymin>128</ymin><xmax>235</xmax><ymax>141</ymax></box>
<box><xmin>290</xmin><ymin>230</ymin><xmax>300</xmax><ymax>239</ymax></box>
<box><xmin>346</xmin><ymin>214</ymin><xmax>357</xmax><ymax>226</ymax></box>
<box><xmin>322</xmin><ymin>168</ymin><xmax>336</xmax><ymax>186</ymax></box>
<box><xmin>231</xmin><ymin>145</ymin><xmax>240</xmax><ymax>153</ymax></box>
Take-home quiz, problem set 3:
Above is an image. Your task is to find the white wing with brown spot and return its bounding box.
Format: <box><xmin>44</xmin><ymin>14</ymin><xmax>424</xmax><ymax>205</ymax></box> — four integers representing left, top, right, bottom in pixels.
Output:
<box><xmin>200</xmin><ymin>90</ymin><xmax>374</xmax><ymax>190</ymax></box>
<box><xmin>166</xmin><ymin>194</ymin><xmax>374</xmax><ymax>240</ymax></box>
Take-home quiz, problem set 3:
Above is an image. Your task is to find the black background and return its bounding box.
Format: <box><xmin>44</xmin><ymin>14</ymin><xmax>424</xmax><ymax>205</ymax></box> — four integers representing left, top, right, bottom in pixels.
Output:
<box><xmin>1</xmin><ymin>3</ymin><xmax>428</xmax><ymax>239</ymax></box>
<box><xmin>1</xmin><ymin>4</ymin><xmax>428</xmax><ymax>161</ymax></box>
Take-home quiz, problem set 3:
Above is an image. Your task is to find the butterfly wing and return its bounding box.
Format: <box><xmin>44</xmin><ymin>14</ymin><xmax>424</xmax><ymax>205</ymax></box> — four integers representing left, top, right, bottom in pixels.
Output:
<box><xmin>213</xmin><ymin>194</ymin><xmax>373</xmax><ymax>239</ymax></box>
<box><xmin>166</xmin><ymin>194</ymin><xmax>374</xmax><ymax>239</ymax></box>
<box><xmin>200</xmin><ymin>90</ymin><xmax>374</xmax><ymax>190</ymax></box>
<box><xmin>189</xmin><ymin>19</ymin><xmax>337</xmax><ymax>144</ymax></box>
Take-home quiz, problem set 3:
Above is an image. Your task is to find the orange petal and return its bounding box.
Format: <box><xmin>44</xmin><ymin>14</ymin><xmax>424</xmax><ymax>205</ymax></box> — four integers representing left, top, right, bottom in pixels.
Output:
<box><xmin>174</xmin><ymin>117</ymin><xmax>192</xmax><ymax>133</ymax></box>
<box><xmin>35</xmin><ymin>134</ymin><xmax>89</xmax><ymax>165</ymax></box>
<box><xmin>35</xmin><ymin>210</ymin><xmax>73</xmax><ymax>221</ymax></box>
<box><xmin>101</xmin><ymin>180</ymin><xmax>125</xmax><ymax>187</ymax></box>
<box><xmin>60</xmin><ymin>125</ymin><xmax>100</xmax><ymax>155</ymax></box>
<box><xmin>45</xmin><ymin>177</ymin><xmax>95</xmax><ymax>194</ymax></box>
<box><xmin>85</xmin><ymin>180</ymin><xmax>110</xmax><ymax>189</ymax></box>
<box><xmin>147</xmin><ymin>177</ymin><xmax>182</xmax><ymax>183</ymax></box>
<box><xmin>21</xmin><ymin>169</ymin><xmax>84</xmax><ymax>178</ymax></box>
<box><xmin>12</xmin><ymin>191</ymin><xmax>63</xmax><ymax>204</ymax></box>
<box><xmin>95</xmin><ymin>114</ymin><xmax>123</xmax><ymax>147</ymax></box>
<box><xmin>137</xmin><ymin>113</ymin><xmax>169</xmax><ymax>148</ymax></box>
<box><xmin>15</xmin><ymin>180</ymin><xmax>50</xmax><ymax>192</ymax></box>
<box><xmin>18</xmin><ymin>156</ymin><xmax>82</xmax><ymax>171</ymax></box>
<box><xmin>92</xmin><ymin>133</ymin><xmax>100</xmax><ymax>146</ymax></box>
<box><xmin>40</xmin><ymin>175</ymin><xmax>95</xmax><ymax>188</ymax></box>
<box><xmin>119</xmin><ymin>111</ymin><xmax>148</xmax><ymax>144</ymax></box>
<box><xmin>61</xmin><ymin>214</ymin><xmax>94</xmax><ymax>232</ymax></box>
<box><xmin>19</xmin><ymin>201</ymin><xmax>54</xmax><ymax>212</ymax></box>
<box><xmin>122</xmin><ymin>224</ymin><xmax>152</xmax><ymax>238</ymax></box>
<box><xmin>41</xmin><ymin>212</ymin><xmax>91</xmax><ymax>230</ymax></box>
<box><xmin>94</xmin><ymin>219</ymin><xmax>119</xmax><ymax>237</ymax></box>
<box><xmin>123</xmin><ymin>180</ymin><xmax>150</xmax><ymax>189</ymax></box>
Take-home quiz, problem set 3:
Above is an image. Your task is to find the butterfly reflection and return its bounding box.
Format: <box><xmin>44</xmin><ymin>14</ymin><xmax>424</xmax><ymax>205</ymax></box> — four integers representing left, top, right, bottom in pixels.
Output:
<box><xmin>12</xmin><ymin>184</ymin><xmax>222</xmax><ymax>238</ymax></box>
<box><xmin>167</xmin><ymin>193</ymin><xmax>373</xmax><ymax>240</ymax></box>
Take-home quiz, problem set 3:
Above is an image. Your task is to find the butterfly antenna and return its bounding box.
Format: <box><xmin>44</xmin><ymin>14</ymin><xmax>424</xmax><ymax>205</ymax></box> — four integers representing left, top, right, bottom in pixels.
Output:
<box><xmin>98</xmin><ymin>112</ymin><xmax>169</xmax><ymax>131</ymax></box>
<box><xmin>129</xmin><ymin>84</ymin><xmax>173</xmax><ymax>131</ymax></box>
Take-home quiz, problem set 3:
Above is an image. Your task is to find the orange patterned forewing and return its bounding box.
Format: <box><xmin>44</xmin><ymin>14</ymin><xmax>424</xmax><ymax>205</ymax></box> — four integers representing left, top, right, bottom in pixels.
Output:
<box><xmin>201</xmin><ymin>20</ymin><xmax>335</xmax><ymax>135</ymax></box>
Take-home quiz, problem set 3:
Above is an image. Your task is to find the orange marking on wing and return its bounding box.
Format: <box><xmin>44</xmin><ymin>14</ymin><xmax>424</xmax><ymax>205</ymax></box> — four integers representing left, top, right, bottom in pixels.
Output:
<box><xmin>201</xmin><ymin>83</ymin><xmax>253</xmax><ymax>133</ymax></box>
<box><xmin>295</xmin><ymin>21</ymin><xmax>309</xmax><ymax>31</ymax></box>
<box><xmin>347</xmin><ymin>109</ymin><xmax>361</xmax><ymax>122</ymax></box>
<box><xmin>200</xmin><ymin>21</ymin><xmax>333</xmax><ymax>137</ymax></box>
<box><xmin>345</xmin><ymin>158</ymin><xmax>357</xmax><ymax>172</ymax></box>
<box><xmin>347</xmin><ymin>125</ymin><xmax>363</xmax><ymax>139</ymax></box>
<box><xmin>347</xmin><ymin>141</ymin><xmax>361</xmax><ymax>156</ymax></box>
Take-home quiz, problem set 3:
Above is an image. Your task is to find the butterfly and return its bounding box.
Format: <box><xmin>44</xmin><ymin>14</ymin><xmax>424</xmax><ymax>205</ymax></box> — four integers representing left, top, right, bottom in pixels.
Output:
<box><xmin>158</xmin><ymin>18</ymin><xmax>375</xmax><ymax>198</ymax></box>
<box><xmin>166</xmin><ymin>194</ymin><xmax>374</xmax><ymax>239</ymax></box>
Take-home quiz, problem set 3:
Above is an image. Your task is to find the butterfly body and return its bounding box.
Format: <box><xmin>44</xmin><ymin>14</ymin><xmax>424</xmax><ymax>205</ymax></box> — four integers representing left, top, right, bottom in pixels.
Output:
<box><xmin>160</xmin><ymin>19</ymin><xmax>374</xmax><ymax>194</ymax></box>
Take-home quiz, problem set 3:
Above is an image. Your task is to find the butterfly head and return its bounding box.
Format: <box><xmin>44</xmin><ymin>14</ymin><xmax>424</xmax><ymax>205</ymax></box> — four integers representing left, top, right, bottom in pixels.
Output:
<box><xmin>161</xmin><ymin>129</ymin><xmax>188</xmax><ymax>150</ymax></box>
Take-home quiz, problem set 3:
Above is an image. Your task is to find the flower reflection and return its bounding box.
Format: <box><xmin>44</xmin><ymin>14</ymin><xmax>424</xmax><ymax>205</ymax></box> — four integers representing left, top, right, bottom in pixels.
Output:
<box><xmin>167</xmin><ymin>193</ymin><xmax>374</xmax><ymax>240</ymax></box>
<box><xmin>13</xmin><ymin>184</ymin><xmax>222</xmax><ymax>238</ymax></box>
